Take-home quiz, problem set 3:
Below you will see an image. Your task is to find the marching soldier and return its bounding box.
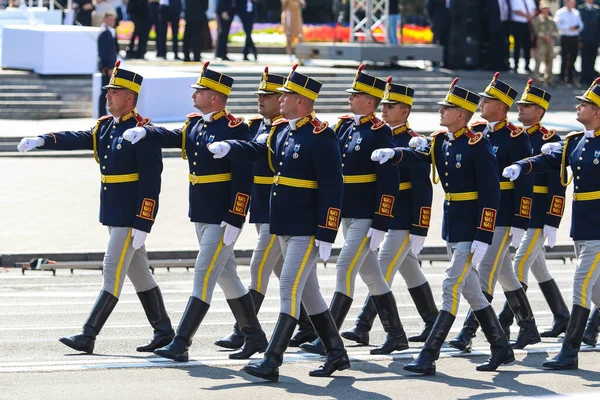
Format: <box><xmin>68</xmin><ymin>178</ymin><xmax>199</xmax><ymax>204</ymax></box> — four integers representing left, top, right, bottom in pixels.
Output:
<box><xmin>122</xmin><ymin>62</ymin><xmax>268</xmax><ymax>362</ymax></box>
<box><xmin>208</xmin><ymin>65</ymin><xmax>350</xmax><ymax>382</ymax></box>
<box><xmin>496</xmin><ymin>80</ymin><xmax>570</xmax><ymax>339</ymax></box>
<box><xmin>215</xmin><ymin>67</ymin><xmax>317</xmax><ymax>351</ymax></box>
<box><xmin>301</xmin><ymin>65</ymin><xmax>409</xmax><ymax>356</ymax></box>
<box><xmin>504</xmin><ymin>77</ymin><xmax>600</xmax><ymax>370</ymax></box>
<box><xmin>342</xmin><ymin>77</ymin><xmax>438</xmax><ymax>346</ymax></box>
<box><xmin>17</xmin><ymin>62</ymin><xmax>175</xmax><ymax>355</ymax></box>
<box><xmin>449</xmin><ymin>72</ymin><xmax>541</xmax><ymax>352</ymax></box>
<box><xmin>372</xmin><ymin>78</ymin><xmax>515</xmax><ymax>375</ymax></box>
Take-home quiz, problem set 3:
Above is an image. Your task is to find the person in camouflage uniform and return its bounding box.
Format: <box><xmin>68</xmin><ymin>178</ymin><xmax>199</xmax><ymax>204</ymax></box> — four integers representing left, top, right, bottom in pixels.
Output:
<box><xmin>533</xmin><ymin>1</ymin><xmax>559</xmax><ymax>85</ymax></box>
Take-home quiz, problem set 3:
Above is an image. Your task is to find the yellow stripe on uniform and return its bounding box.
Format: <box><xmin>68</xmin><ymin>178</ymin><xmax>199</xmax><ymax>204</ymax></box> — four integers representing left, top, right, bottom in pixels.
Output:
<box><xmin>517</xmin><ymin>229</ymin><xmax>541</xmax><ymax>282</ymax></box>
<box><xmin>487</xmin><ymin>229</ymin><xmax>511</xmax><ymax>294</ymax></box>
<box><xmin>581</xmin><ymin>251</ymin><xmax>600</xmax><ymax>309</ymax></box>
<box><xmin>451</xmin><ymin>253</ymin><xmax>473</xmax><ymax>316</ymax></box>
<box><xmin>290</xmin><ymin>237</ymin><xmax>315</xmax><ymax>318</ymax></box>
<box><xmin>201</xmin><ymin>238</ymin><xmax>225</xmax><ymax>302</ymax></box>
<box><xmin>256</xmin><ymin>234</ymin><xmax>277</xmax><ymax>293</ymax></box>
<box><xmin>385</xmin><ymin>235</ymin><xmax>410</xmax><ymax>283</ymax></box>
<box><xmin>346</xmin><ymin>237</ymin><xmax>369</xmax><ymax>295</ymax></box>
<box><xmin>113</xmin><ymin>228</ymin><xmax>132</xmax><ymax>296</ymax></box>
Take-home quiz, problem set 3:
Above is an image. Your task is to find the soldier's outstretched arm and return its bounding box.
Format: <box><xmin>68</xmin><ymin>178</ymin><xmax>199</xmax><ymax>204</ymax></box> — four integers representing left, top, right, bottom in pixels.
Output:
<box><xmin>19</xmin><ymin>126</ymin><xmax>97</xmax><ymax>152</ymax></box>
<box><xmin>219</xmin><ymin>140</ymin><xmax>269</xmax><ymax>162</ymax></box>
<box><xmin>140</xmin><ymin>124</ymin><xmax>186</xmax><ymax>148</ymax></box>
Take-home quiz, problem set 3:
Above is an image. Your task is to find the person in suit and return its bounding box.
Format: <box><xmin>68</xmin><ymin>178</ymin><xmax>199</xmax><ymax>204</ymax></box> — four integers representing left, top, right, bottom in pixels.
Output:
<box><xmin>116</xmin><ymin>0</ymin><xmax>130</xmax><ymax>24</ymax></box>
<box><xmin>74</xmin><ymin>0</ymin><xmax>94</xmax><ymax>26</ymax></box>
<box><xmin>577</xmin><ymin>0</ymin><xmax>600</xmax><ymax>85</ymax></box>
<box><xmin>483</xmin><ymin>0</ymin><xmax>512</xmax><ymax>71</ymax></box>
<box><xmin>183</xmin><ymin>0</ymin><xmax>208</xmax><ymax>62</ymax></box>
<box><xmin>157</xmin><ymin>0</ymin><xmax>183</xmax><ymax>59</ymax></box>
<box><xmin>97</xmin><ymin>13</ymin><xmax>119</xmax><ymax>117</ymax></box>
<box><xmin>426</xmin><ymin>0</ymin><xmax>451</xmax><ymax>68</ymax></box>
<box><xmin>127</xmin><ymin>0</ymin><xmax>150</xmax><ymax>59</ymax></box>
<box><xmin>238</xmin><ymin>0</ymin><xmax>258</xmax><ymax>61</ymax></box>
<box><xmin>216</xmin><ymin>0</ymin><xmax>235</xmax><ymax>61</ymax></box>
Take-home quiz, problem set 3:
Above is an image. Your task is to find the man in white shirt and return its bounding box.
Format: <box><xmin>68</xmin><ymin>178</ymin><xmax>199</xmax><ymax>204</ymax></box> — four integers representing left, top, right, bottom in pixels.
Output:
<box><xmin>555</xmin><ymin>0</ymin><xmax>584</xmax><ymax>84</ymax></box>
<box><xmin>510</xmin><ymin>0</ymin><xmax>538</xmax><ymax>73</ymax></box>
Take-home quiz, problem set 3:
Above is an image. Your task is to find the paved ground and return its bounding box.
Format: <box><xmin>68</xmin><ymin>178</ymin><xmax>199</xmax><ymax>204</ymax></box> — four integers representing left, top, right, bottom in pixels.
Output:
<box><xmin>0</xmin><ymin>259</ymin><xmax>599</xmax><ymax>399</ymax></box>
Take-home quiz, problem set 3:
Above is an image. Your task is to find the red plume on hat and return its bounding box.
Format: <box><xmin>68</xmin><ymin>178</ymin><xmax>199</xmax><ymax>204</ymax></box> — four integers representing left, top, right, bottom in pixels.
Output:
<box><xmin>449</xmin><ymin>77</ymin><xmax>459</xmax><ymax>89</ymax></box>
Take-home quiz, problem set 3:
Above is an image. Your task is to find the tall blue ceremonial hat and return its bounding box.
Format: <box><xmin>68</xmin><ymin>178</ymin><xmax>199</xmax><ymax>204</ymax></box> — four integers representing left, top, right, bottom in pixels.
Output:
<box><xmin>345</xmin><ymin>64</ymin><xmax>387</xmax><ymax>99</ymax></box>
<box><xmin>576</xmin><ymin>77</ymin><xmax>600</xmax><ymax>108</ymax></box>
<box><xmin>516</xmin><ymin>78</ymin><xmax>552</xmax><ymax>110</ymax></box>
<box><xmin>381</xmin><ymin>76</ymin><xmax>415</xmax><ymax>106</ymax></box>
<box><xmin>478</xmin><ymin>71</ymin><xmax>518</xmax><ymax>107</ymax></box>
<box><xmin>190</xmin><ymin>61</ymin><xmax>234</xmax><ymax>96</ymax></box>
<box><xmin>102</xmin><ymin>61</ymin><xmax>143</xmax><ymax>94</ymax></box>
<box><xmin>255</xmin><ymin>66</ymin><xmax>286</xmax><ymax>95</ymax></box>
<box><xmin>277</xmin><ymin>64</ymin><xmax>322</xmax><ymax>101</ymax></box>
<box><xmin>437</xmin><ymin>77</ymin><xmax>481</xmax><ymax>113</ymax></box>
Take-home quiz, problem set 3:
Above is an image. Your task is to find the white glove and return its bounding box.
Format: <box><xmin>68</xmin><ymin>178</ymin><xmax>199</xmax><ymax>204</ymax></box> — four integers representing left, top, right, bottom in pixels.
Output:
<box><xmin>122</xmin><ymin>127</ymin><xmax>147</xmax><ymax>144</ymax></box>
<box><xmin>256</xmin><ymin>133</ymin><xmax>269</xmax><ymax>144</ymax></box>
<box><xmin>543</xmin><ymin>224</ymin><xmax>557</xmax><ymax>248</ymax></box>
<box><xmin>371</xmin><ymin>148</ymin><xmax>395</xmax><ymax>164</ymax></box>
<box><xmin>366</xmin><ymin>228</ymin><xmax>386</xmax><ymax>251</ymax></box>
<box><xmin>131</xmin><ymin>228</ymin><xmax>148</xmax><ymax>250</ymax></box>
<box><xmin>208</xmin><ymin>142</ymin><xmax>231</xmax><ymax>159</ymax></box>
<box><xmin>17</xmin><ymin>137</ymin><xmax>44</xmax><ymax>152</ymax></box>
<box><xmin>409</xmin><ymin>234</ymin><xmax>426</xmax><ymax>255</ymax></box>
<box><xmin>510</xmin><ymin>227</ymin><xmax>525</xmax><ymax>247</ymax></box>
<box><xmin>470</xmin><ymin>240</ymin><xmax>488</xmax><ymax>266</ymax></box>
<box><xmin>220</xmin><ymin>221</ymin><xmax>241</xmax><ymax>246</ymax></box>
<box><xmin>502</xmin><ymin>165</ymin><xmax>521</xmax><ymax>181</ymax></box>
<box><xmin>541</xmin><ymin>142</ymin><xmax>561</xmax><ymax>155</ymax></box>
<box><xmin>408</xmin><ymin>136</ymin><xmax>427</xmax><ymax>149</ymax></box>
<box><xmin>315</xmin><ymin>239</ymin><xmax>333</xmax><ymax>262</ymax></box>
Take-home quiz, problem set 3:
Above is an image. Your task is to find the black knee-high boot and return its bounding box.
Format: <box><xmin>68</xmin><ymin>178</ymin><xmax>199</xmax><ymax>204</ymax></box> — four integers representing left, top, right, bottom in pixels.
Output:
<box><xmin>242</xmin><ymin>313</ymin><xmax>297</xmax><ymax>382</ymax></box>
<box><xmin>407</xmin><ymin>282</ymin><xmax>439</xmax><ymax>342</ymax></box>
<box><xmin>539</xmin><ymin>279</ymin><xmax>570</xmax><ymax>338</ymax></box>
<box><xmin>341</xmin><ymin>295</ymin><xmax>377</xmax><ymax>345</ymax></box>
<box><xmin>504</xmin><ymin>287</ymin><xmax>541</xmax><ymax>349</ymax></box>
<box><xmin>136</xmin><ymin>287</ymin><xmax>175</xmax><ymax>352</ymax></box>
<box><xmin>448</xmin><ymin>291</ymin><xmax>493</xmax><ymax>352</ymax></box>
<box><xmin>289</xmin><ymin>303</ymin><xmax>319</xmax><ymax>347</ymax></box>
<box><xmin>370</xmin><ymin>291</ymin><xmax>409</xmax><ymax>354</ymax></box>
<box><xmin>403</xmin><ymin>310</ymin><xmax>455</xmax><ymax>376</ymax></box>
<box><xmin>583</xmin><ymin>307</ymin><xmax>600</xmax><ymax>346</ymax></box>
<box><xmin>543</xmin><ymin>305</ymin><xmax>591</xmax><ymax>370</ymax></box>
<box><xmin>307</xmin><ymin>310</ymin><xmax>351</xmax><ymax>377</ymax></box>
<box><xmin>215</xmin><ymin>289</ymin><xmax>264</xmax><ymax>350</ymax></box>
<box><xmin>474</xmin><ymin>306</ymin><xmax>515</xmax><ymax>371</ymax></box>
<box><xmin>227</xmin><ymin>292</ymin><xmax>268</xmax><ymax>359</ymax></box>
<box><xmin>300</xmin><ymin>292</ymin><xmax>353</xmax><ymax>356</ymax></box>
<box><xmin>497</xmin><ymin>280</ymin><xmax>528</xmax><ymax>339</ymax></box>
<box><xmin>154</xmin><ymin>296</ymin><xmax>209</xmax><ymax>362</ymax></box>
<box><xmin>59</xmin><ymin>290</ymin><xmax>119</xmax><ymax>354</ymax></box>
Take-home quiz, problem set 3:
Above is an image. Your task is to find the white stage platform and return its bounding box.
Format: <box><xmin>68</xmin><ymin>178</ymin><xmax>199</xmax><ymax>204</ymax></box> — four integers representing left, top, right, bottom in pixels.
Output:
<box><xmin>0</xmin><ymin>7</ymin><xmax>62</xmax><ymax>38</ymax></box>
<box><xmin>93</xmin><ymin>69</ymin><xmax>200</xmax><ymax>122</ymax></box>
<box><xmin>2</xmin><ymin>25</ymin><xmax>100</xmax><ymax>74</ymax></box>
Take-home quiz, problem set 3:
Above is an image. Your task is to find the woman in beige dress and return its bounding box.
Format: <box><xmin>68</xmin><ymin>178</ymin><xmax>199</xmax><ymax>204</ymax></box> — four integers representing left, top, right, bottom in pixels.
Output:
<box><xmin>281</xmin><ymin>0</ymin><xmax>306</xmax><ymax>61</ymax></box>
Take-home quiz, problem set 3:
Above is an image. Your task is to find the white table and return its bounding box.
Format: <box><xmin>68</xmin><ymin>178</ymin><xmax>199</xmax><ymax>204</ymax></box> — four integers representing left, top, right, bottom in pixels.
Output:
<box><xmin>93</xmin><ymin>69</ymin><xmax>200</xmax><ymax>122</ymax></box>
<box><xmin>2</xmin><ymin>25</ymin><xmax>100</xmax><ymax>74</ymax></box>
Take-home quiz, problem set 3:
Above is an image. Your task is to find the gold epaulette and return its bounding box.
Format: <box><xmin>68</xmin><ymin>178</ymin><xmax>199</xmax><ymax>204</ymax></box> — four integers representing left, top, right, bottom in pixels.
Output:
<box><xmin>311</xmin><ymin>118</ymin><xmax>329</xmax><ymax>134</ymax></box>
<box><xmin>247</xmin><ymin>115</ymin><xmax>263</xmax><ymax>127</ymax></box>
<box><xmin>272</xmin><ymin>118</ymin><xmax>289</xmax><ymax>126</ymax></box>
<box><xmin>565</xmin><ymin>130</ymin><xmax>584</xmax><ymax>139</ymax></box>
<box><xmin>430</xmin><ymin>129</ymin><xmax>447</xmax><ymax>137</ymax></box>
<box><xmin>97</xmin><ymin>115</ymin><xmax>112</xmax><ymax>123</ymax></box>
<box><xmin>465</xmin><ymin>130</ymin><xmax>483</xmax><ymax>145</ymax></box>
<box><xmin>508</xmin><ymin>122</ymin><xmax>524</xmax><ymax>138</ymax></box>
<box><xmin>225</xmin><ymin>113</ymin><xmax>244</xmax><ymax>128</ymax></box>
<box><xmin>540</xmin><ymin>126</ymin><xmax>556</xmax><ymax>141</ymax></box>
<box><xmin>134</xmin><ymin>113</ymin><xmax>151</xmax><ymax>127</ymax></box>
<box><xmin>333</xmin><ymin>117</ymin><xmax>352</xmax><ymax>133</ymax></box>
<box><xmin>370</xmin><ymin>115</ymin><xmax>386</xmax><ymax>130</ymax></box>
<box><xmin>469</xmin><ymin>120</ymin><xmax>487</xmax><ymax>130</ymax></box>
<box><xmin>186</xmin><ymin>112</ymin><xmax>202</xmax><ymax>119</ymax></box>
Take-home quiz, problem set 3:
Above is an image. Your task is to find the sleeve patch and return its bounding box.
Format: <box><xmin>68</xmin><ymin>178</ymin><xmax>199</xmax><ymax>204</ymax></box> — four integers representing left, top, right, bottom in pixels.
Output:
<box><xmin>479</xmin><ymin>207</ymin><xmax>497</xmax><ymax>232</ymax></box>
<box><xmin>324</xmin><ymin>207</ymin><xmax>341</xmax><ymax>230</ymax></box>
<box><xmin>137</xmin><ymin>198</ymin><xmax>156</xmax><ymax>221</ymax></box>
<box><xmin>519</xmin><ymin>197</ymin><xmax>532</xmax><ymax>218</ymax></box>
<box><xmin>418</xmin><ymin>207</ymin><xmax>432</xmax><ymax>228</ymax></box>
<box><xmin>231</xmin><ymin>193</ymin><xmax>250</xmax><ymax>216</ymax></box>
<box><xmin>377</xmin><ymin>195</ymin><xmax>395</xmax><ymax>217</ymax></box>
<box><xmin>548</xmin><ymin>195</ymin><xmax>565</xmax><ymax>217</ymax></box>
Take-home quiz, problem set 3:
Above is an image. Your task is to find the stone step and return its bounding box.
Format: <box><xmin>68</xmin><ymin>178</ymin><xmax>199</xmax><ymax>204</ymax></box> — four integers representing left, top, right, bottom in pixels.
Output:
<box><xmin>0</xmin><ymin>108</ymin><xmax>92</xmax><ymax>119</ymax></box>
<box><xmin>0</xmin><ymin>92</ymin><xmax>59</xmax><ymax>100</ymax></box>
